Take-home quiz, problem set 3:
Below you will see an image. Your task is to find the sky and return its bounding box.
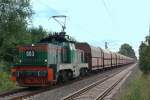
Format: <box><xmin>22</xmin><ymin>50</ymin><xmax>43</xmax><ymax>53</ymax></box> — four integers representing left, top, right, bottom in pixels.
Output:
<box><xmin>30</xmin><ymin>0</ymin><xmax>150</xmax><ymax>57</ymax></box>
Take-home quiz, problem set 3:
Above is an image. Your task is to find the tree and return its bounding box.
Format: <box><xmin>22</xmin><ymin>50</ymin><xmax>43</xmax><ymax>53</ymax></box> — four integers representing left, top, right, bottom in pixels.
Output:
<box><xmin>118</xmin><ymin>43</ymin><xmax>136</xmax><ymax>59</ymax></box>
<box><xmin>0</xmin><ymin>0</ymin><xmax>33</xmax><ymax>68</ymax></box>
<box><xmin>139</xmin><ymin>39</ymin><xmax>150</xmax><ymax>74</ymax></box>
<box><xmin>27</xmin><ymin>25</ymin><xmax>47</xmax><ymax>43</ymax></box>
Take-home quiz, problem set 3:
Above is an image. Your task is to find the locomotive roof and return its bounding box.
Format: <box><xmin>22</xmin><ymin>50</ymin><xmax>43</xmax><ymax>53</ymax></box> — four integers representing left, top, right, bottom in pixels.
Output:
<box><xmin>39</xmin><ymin>32</ymin><xmax>76</xmax><ymax>43</ymax></box>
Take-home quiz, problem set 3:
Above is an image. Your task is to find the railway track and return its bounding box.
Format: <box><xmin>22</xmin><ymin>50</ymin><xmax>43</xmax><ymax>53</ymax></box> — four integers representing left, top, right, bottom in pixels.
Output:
<box><xmin>0</xmin><ymin>88</ymin><xmax>26</xmax><ymax>98</ymax></box>
<box><xmin>62</xmin><ymin>63</ymin><xmax>136</xmax><ymax>100</ymax></box>
<box><xmin>0</xmin><ymin>88</ymin><xmax>45</xmax><ymax>100</ymax></box>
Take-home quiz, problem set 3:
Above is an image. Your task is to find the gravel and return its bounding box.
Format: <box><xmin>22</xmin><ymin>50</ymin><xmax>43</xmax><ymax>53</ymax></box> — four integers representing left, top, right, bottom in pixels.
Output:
<box><xmin>111</xmin><ymin>63</ymin><xmax>140</xmax><ymax>100</ymax></box>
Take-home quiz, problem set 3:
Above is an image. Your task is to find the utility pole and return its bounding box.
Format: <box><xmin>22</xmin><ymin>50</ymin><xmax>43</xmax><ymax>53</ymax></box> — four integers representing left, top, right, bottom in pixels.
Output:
<box><xmin>105</xmin><ymin>42</ymin><xmax>108</xmax><ymax>49</ymax></box>
<box><xmin>148</xmin><ymin>24</ymin><xmax>150</xmax><ymax>45</ymax></box>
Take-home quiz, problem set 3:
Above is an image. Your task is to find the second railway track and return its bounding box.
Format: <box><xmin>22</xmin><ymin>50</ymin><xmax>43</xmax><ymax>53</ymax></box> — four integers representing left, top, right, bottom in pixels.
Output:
<box><xmin>62</xmin><ymin>63</ymin><xmax>136</xmax><ymax>100</ymax></box>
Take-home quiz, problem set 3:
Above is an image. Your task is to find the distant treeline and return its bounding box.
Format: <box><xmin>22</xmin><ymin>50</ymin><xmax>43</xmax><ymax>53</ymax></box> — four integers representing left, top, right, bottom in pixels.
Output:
<box><xmin>118</xmin><ymin>43</ymin><xmax>137</xmax><ymax>59</ymax></box>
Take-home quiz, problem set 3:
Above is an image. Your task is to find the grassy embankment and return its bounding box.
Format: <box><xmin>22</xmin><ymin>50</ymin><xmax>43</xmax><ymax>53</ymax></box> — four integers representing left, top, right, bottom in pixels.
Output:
<box><xmin>0</xmin><ymin>72</ymin><xmax>16</xmax><ymax>93</ymax></box>
<box><xmin>120</xmin><ymin>71</ymin><xmax>150</xmax><ymax>100</ymax></box>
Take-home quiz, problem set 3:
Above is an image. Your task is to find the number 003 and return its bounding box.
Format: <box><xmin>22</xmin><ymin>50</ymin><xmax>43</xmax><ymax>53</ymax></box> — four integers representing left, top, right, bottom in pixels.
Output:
<box><xmin>26</xmin><ymin>51</ymin><xmax>34</xmax><ymax>57</ymax></box>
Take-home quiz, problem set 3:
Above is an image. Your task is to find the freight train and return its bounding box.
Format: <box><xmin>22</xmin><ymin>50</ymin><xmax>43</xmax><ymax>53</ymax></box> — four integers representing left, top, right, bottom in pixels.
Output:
<box><xmin>11</xmin><ymin>32</ymin><xmax>135</xmax><ymax>87</ymax></box>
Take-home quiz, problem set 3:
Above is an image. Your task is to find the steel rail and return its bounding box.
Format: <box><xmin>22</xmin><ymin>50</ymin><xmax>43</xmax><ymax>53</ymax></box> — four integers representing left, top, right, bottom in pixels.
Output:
<box><xmin>62</xmin><ymin>69</ymin><xmax>125</xmax><ymax>100</ymax></box>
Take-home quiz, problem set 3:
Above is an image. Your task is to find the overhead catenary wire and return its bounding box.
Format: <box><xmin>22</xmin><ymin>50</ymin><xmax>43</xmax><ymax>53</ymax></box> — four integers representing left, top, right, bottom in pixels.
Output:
<box><xmin>96</xmin><ymin>0</ymin><xmax>119</xmax><ymax>30</ymax></box>
<box><xmin>94</xmin><ymin>0</ymin><xmax>121</xmax><ymax>50</ymax></box>
<box><xmin>102</xmin><ymin>0</ymin><xmax>110</xmax><ymax>16</ymax></box>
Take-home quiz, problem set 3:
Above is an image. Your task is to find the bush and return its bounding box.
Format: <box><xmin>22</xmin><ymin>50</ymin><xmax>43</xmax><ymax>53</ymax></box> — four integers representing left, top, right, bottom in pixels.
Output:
<box><xmin>120</xmin><ymin>73</ymin><xmax>150</xmax><ymax>100</ymax></box>
<box><xmin>0</xmin><ymin>60</ymin><xmax>12</xmax><ymax>72</ymax></box>
<box><xmin>0</xmin><ymin>72</ymin><xmax>16</xmax><ymax>93</ymax></box>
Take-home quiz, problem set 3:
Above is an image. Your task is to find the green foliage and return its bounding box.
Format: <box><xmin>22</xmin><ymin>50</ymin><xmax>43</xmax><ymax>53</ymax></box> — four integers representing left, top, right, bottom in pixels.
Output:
<box><xmin>0</xmin><ymin>0</ymin><xmax>48</xmax><ymax>72</ymax></box>
<box><xmin>119</xmin><ymin>43</ymin><xmax>136</xmax><ymax>59</ymax></box>
<box><xmin>120</xmin><ymin>73</ymin><xmax>150</xmax><ymax>100</ymax></box>
<box><xmin>27</xmin><ymin>25</ymin><xmax>47</xmax><ymax>43</ymax></box>
<box><xmin>0</xmin><ymin>0</ymin><xmax>33</xmax><ymax>65</ymax></box>
<box><xmin>0</xmin><ymin>0</ymin><xmax>49</xmax><ymax>92</ymax></box>
<box><xmin>0</xmin><ymin>60</ymin><xmax>10</xmax><ymax>72</ymax></box>
<box><xmin>139</xmin><ymin>42</ymin><xmax>150</xmax><ymax>74</ymax></box>
<box><xmin>0</xmin><ymin>72</ymin><xmax>16</xmax><ymax>93</ymax></box>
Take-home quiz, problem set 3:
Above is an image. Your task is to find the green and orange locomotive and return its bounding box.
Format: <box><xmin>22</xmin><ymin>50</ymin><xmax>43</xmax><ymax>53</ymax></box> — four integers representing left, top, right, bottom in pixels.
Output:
<box><xmin>11</xmin><ymin>32</ymin><xmax>88</xmax><ymax>86</ymax></box>
<box><xmin>11</xmin><ymin>32</ymin><xmax>135</xmax><ymax>87</ymax></box>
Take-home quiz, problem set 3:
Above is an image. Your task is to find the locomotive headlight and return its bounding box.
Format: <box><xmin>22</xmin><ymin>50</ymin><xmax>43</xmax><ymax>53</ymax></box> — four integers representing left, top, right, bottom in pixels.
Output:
<box><xmin>32</xmin><ymin>44</ymin><xmax>35</xmax><ymax>46</ymax></box>
<box><xmin>44</xmin><ymin>59</ymin><xmax>47</xmax><ymax>62</ymax></box>
<box><xmin>19</xmin><ymin>59</ymin><xmax>22</xmax><ymax>63</ymax></box>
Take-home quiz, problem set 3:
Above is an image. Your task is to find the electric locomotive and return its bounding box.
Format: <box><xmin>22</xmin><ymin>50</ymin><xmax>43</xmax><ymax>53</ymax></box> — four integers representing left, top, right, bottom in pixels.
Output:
<box><xmin>11</xmin><ymin>32</ymin><xmax>88</xmax><ymax>86</ymax></box>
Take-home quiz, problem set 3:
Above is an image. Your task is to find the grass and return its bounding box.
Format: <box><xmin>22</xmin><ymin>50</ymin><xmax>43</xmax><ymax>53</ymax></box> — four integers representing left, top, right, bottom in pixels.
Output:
<box><xmin>0</xmin><ymin>72</ymin><xmax>16</xmax><ymax>93</ymax></box>
<box><xmin>120</xmin><ymin>71</ymin><xmax>150</xmax><ymax>100</ymax></box>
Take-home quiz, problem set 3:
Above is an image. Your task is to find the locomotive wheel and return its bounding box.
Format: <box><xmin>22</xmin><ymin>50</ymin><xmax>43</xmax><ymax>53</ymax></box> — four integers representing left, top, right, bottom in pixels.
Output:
<box><xmin>57</xmin><ymin>71</ymin><xmax>67</xmax><ymax>83</ymax></box>
<box><xmin>66</xmin><ymin>71</ymin><xmax>73</xmax><ymax>80</ymax></box>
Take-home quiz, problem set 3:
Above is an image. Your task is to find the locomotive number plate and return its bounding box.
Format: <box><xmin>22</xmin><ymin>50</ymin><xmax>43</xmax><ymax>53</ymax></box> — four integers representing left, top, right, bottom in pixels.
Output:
<box><xmin>26</xmin><ymin>50</ymin><xmax>35</xmax><ymax>57</ymax></box>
